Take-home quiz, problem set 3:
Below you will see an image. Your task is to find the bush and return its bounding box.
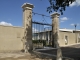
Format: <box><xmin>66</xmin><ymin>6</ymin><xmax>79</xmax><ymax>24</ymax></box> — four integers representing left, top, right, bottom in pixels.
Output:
<box><xmin>32</xmin><ymin>40</ymin><xmax>46</xmax><ymax>46</ymax></box>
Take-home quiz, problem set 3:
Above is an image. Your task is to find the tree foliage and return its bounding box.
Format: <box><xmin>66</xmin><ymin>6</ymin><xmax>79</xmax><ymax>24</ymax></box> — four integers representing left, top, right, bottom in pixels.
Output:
<box><xmin>47</xmin><ymin>0</ymin><xmax>76</xmax><ymax>15</ymax></box>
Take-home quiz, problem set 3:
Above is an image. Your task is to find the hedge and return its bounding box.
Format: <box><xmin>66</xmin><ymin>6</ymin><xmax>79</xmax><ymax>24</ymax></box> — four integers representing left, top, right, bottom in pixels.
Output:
<box><xmin>32</xmin><ymin>40</ymin><xmax>46</xmax><ymax>46</ymax></box>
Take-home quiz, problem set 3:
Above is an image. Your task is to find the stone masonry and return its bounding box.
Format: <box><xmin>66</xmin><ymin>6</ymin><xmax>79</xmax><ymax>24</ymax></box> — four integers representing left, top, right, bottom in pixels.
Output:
<box><xmin>22</xmin><ymin>3</ymin><xmax>34</xmax><ymax>52</ymax></box>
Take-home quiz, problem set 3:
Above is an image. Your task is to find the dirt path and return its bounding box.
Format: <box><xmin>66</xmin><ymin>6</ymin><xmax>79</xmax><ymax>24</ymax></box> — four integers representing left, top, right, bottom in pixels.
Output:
<box><xmin>0</xmin><ymin>53</ymin><xmax>41</xmax><ymax>60</ymax></box>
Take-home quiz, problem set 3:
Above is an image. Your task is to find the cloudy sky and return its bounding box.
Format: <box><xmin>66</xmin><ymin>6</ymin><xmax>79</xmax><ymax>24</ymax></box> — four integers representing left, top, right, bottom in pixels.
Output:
<box><xmin>0</xmin><ymin>0</ymin><xmax>80</xmax><ymax>29</ymax></box>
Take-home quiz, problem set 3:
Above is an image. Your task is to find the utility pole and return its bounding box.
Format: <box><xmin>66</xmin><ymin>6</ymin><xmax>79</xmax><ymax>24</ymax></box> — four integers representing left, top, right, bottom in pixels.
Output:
<box><xmin>72</xmin><ymin>24</ymin><xmax>78</xmax><ymax>43</ymax></box>
<box><xmin>74</xmin><ymin>24</ymin><xmax>77</xmax><ymax>43</ymax></box>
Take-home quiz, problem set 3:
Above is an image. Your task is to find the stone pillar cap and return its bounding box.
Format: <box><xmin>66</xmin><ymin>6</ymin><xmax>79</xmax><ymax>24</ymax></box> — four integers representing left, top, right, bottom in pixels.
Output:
<box><xmin>22</xmin><ymin>3</ymin><xmax>34</xmax><ymax>9</ymax></box>
<box><xmin>50</xmin><ymin>12</ymin><xmax>60</xmax><ymax>17</ymax></box>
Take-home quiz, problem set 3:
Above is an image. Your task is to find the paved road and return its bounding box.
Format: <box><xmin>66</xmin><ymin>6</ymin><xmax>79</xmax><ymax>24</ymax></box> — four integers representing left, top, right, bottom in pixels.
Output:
<box><xmin>36</xmin><ymin>44</ymin><xmax>80</xmax><ymax>60</ymax></box>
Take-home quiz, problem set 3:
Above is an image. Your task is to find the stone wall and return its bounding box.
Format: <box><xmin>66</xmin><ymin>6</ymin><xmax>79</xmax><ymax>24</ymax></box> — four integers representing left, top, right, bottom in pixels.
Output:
<box><xmin>59</xmin><ymin>31</ymin><xmax>76</xmax><ymax>46</ymax></box>
<box><xmin>0</xmin><ymin>25</ymin><xmax>24</xmax><ymax>52</ymax></box>
<box><xmin>0</xmin><ymin>3</ymin><xmax>34</xmax><ymax>52</ymax></box>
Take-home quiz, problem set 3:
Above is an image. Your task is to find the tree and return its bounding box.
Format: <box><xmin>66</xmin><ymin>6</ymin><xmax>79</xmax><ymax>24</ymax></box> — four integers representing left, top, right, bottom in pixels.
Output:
<box><xmin>47</xmin><ymin>0</ymin><xmax>76</xmax><ymax>15</ymax></box>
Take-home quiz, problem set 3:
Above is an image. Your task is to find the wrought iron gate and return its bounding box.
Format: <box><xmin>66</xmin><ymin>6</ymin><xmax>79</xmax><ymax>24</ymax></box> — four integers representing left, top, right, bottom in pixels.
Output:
<box><xmin>32</xmin><ymin>21</ymin><xmax>52</xmax><ymax>48</ymax></box>
<box><xmin>32</xmin><ymin>12</ymin><xmax>52</xmax><ymax>49</ymax></box>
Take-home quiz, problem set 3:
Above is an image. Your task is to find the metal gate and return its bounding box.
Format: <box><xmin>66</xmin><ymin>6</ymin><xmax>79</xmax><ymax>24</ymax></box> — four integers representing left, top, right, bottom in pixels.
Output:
<box><xmin>32</xmin><ymin>12</ymin><xmax>52</xmax><ymax>48</ymax></box>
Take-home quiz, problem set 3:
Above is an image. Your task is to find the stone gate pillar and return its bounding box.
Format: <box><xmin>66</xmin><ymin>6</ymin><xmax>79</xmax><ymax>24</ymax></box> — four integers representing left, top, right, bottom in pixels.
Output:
<box><xmin>51</xmin><ymin>12</ymin><xmax>62</xmax><ymax>60</ymax></box>
<box><xmin>22</xmin><ymin>3</ymin><xmax>34</xmax><ymax>52</ymax></box>
<box><xmin>51</xmin><ymin>12</ymin><xmax>60</xmax><ymax>48</ymax></box>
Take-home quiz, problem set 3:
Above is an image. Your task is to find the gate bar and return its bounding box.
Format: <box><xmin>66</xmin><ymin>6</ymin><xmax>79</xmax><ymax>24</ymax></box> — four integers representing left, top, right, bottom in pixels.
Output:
<box><xmin>32</xmin><ymin>21</ymin><xmax>52</xmax><ymax>26</ymax></box>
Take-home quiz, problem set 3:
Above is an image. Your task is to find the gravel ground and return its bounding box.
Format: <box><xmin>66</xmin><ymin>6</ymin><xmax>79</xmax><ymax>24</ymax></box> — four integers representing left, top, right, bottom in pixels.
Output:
<box><xmin>0</xmin><ymin>52</ymin><xmax>52</xmax><ymax>60</ymax></box>
<box><xmin>0</xmin><ymin>53</ymin><xmax>40</xmax><ymax>60</ymax></box>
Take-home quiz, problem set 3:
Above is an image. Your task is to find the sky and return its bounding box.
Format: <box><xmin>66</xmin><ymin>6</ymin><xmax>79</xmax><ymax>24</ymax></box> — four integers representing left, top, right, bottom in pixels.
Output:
<box><xmin>0</xmin><ymin>0</ymin><xmax>80</xmax><ymax>30</ymax></box>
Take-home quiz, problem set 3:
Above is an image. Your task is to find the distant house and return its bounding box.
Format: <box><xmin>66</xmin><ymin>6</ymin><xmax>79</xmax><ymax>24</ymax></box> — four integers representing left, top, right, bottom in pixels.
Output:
<box><xmin>32</xmin><ymin>28</ymin><xmax>80</xmax><ymax>46</ymax></box>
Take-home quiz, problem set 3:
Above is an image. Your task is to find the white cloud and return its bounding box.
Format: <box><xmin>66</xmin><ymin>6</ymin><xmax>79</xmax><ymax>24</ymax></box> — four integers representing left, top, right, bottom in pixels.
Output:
<box><xmin>70</xmin><ymin>2</ymin><xmax>76</xmax><ymax>7</ymax></box>
<box><xmin>60</xmin><ymin>17</ymin><xmax>68</xmax><ymax>23</ymax></box>
<box><xmin>70</xmin><ymin>0</ymin><xmax>80</xmax><ymax>7</ymax></box>
<box><xmin>71</xmin><ymin>23</ymin><xmax>74</xmax><ymax>26</ymax></box>
<box><xmin>70</xmin><ymin>23</ymin><xmax>79</xmax><ymax>26</ymax></box>
<box><xmin>0</xmin><ymin>21</ymin><xmax>12</xmax><ymax>26</ymax></box>
<box><xmin>60</xmin><ymin>17</ymin><xmax>68</xmax><ymax>21</ymax></box>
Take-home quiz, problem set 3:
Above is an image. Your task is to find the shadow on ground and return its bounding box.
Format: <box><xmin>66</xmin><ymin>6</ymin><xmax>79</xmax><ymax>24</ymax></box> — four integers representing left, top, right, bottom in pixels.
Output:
<box><xmin>33</xmin><ymin>44</ymin><xmax>80</xmax><ymax>60</ymax></box>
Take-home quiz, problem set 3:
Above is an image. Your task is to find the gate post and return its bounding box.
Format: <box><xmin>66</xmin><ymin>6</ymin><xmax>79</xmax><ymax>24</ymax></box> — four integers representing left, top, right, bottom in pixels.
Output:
<box><xmin>22</xmin><ymin>3</ymin><xmax>34</xmax><ymax>52</ymax></box>
<box><xmin>51</xmin><ymin>12</ymin><xmax>60</xmax><ymax>48</ymax></box>
<box><xmin>51</xmin><ymin>12</ymin><xmax>62</xmax><ymax>60</ymax></box>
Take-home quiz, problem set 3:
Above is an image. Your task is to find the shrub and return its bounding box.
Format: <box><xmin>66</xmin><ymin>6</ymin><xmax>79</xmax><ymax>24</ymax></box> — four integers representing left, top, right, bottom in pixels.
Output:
<box><xmin>32</xmin><ymin>40</ymin><xmax>46</xmax><ymax>46</ymax></box>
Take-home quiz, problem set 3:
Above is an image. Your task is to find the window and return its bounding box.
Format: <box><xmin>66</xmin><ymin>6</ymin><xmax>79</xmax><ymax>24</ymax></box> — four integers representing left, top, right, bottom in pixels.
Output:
<box><xmin>65</xmin><ymin>35</ymin><xmax>68</xmax><ymax>45</ymax></box>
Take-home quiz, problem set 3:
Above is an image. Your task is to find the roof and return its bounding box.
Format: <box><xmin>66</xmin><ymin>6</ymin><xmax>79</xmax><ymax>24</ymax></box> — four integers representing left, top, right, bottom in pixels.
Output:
<box><xmin>59</xmin><ymin>29</ymin><xmax>73</xmax><ymax>32</ymax></box>
<box><xmin>59</xmin><ymin>29</ymin><xmax>80</xmax><ymax>32</ymax></box>
<box><xmin>42</xmin><ymin>28</ymin><xmax>80</xmax><ymax>33</ymax></box>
